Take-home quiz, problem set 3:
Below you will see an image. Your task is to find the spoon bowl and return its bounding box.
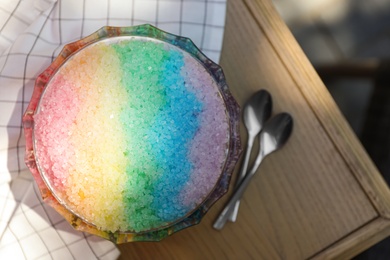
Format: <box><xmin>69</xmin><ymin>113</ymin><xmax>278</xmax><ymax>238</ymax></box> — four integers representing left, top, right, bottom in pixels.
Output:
<box><xmin>260</xmin><ymin>113</ymin><xmax>293</xmax><ymax>156</ymax></box>
<box><xmin>243</xmin><ymin>90</ymin><xmax>273</xmax><ymax>136</ymax></box>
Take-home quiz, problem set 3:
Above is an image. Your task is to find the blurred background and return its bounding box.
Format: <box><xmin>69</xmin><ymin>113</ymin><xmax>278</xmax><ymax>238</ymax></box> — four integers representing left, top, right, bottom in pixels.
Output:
<box><xmin>272</xmin><ymin>0</ymin><xmax>390</xmax><ymax>258</ymax></box>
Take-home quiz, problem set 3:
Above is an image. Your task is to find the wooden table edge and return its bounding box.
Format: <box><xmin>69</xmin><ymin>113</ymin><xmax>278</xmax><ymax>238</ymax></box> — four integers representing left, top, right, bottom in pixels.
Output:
<box><xmin>310</xmin><ymin>217</ymin><xmax>390</xmax><ymax>259</ymax></box>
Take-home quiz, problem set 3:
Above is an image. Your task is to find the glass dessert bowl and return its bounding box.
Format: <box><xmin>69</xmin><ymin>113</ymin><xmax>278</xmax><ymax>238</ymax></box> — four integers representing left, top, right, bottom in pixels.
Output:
<box><xmin>23</xmin><ymin>24</ymin><xmax>241</xmax><ymax>243</ymax></box>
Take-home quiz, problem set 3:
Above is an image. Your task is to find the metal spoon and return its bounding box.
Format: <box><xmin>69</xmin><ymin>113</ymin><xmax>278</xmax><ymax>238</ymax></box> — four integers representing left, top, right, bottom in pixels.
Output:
<box><xmin>213</xmin><ymin>113</ymin><xmax>293</xmax><ymax>230</ymax></box>
<box><xmin>228</xmin><ymin>90</ymin><xmax>272</xmax><ymax>222</ymax></box>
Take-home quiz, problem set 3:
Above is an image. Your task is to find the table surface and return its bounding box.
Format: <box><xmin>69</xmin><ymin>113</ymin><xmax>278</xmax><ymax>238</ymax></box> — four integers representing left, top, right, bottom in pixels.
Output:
<box><xmin>118</xmin><ymin>0</ymin><xmax>390</xmax><ymax>259</ymax></box>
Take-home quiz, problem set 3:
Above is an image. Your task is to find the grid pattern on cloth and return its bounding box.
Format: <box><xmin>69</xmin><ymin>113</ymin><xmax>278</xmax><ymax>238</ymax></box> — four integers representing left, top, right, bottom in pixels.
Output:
<box><xmin>0</xmin><ymin>0</ymin><xmax>227</xmax><ymax>259</ymax></box>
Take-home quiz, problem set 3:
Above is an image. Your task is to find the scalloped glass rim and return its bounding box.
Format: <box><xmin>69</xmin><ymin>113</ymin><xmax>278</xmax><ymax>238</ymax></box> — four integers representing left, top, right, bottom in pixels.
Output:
<box><xmin>23</xmin><ymin>24</ymin><xmax>241</xmax><ymax>243</ymax></box>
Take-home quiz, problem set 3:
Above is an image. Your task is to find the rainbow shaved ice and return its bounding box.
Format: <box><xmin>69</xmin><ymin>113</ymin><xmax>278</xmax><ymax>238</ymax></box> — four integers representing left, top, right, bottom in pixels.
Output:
<box><xmin>33</xmin><ymin>37</ymin><xmax>229</xmax><ymax>233</ymax></box>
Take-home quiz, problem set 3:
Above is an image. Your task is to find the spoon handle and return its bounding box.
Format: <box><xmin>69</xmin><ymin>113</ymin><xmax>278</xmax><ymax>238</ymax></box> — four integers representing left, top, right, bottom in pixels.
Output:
<box><xmin>228</xmin><ymin>134</ymin><xmax>255</xmax><ymax>222</ymax></box>
<box><xmin>213</xmin><ymin>152</ymin><xmax>264</xmax><ymax>230</ymax></box>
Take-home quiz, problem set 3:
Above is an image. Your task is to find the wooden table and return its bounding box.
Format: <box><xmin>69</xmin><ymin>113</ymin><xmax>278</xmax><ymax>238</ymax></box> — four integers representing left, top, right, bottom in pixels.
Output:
<box><xmin>118</xmin><ymin>0</ymin><xmax>390</xmax><ymax>259</ymax></box>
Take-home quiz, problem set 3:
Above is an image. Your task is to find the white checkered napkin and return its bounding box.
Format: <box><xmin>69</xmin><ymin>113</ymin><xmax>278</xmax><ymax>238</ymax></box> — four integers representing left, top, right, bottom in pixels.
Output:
<box><xmin>0</xmin><ymin>0</ymin><xmax>227</xmax><ymax>259</ymax></box>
